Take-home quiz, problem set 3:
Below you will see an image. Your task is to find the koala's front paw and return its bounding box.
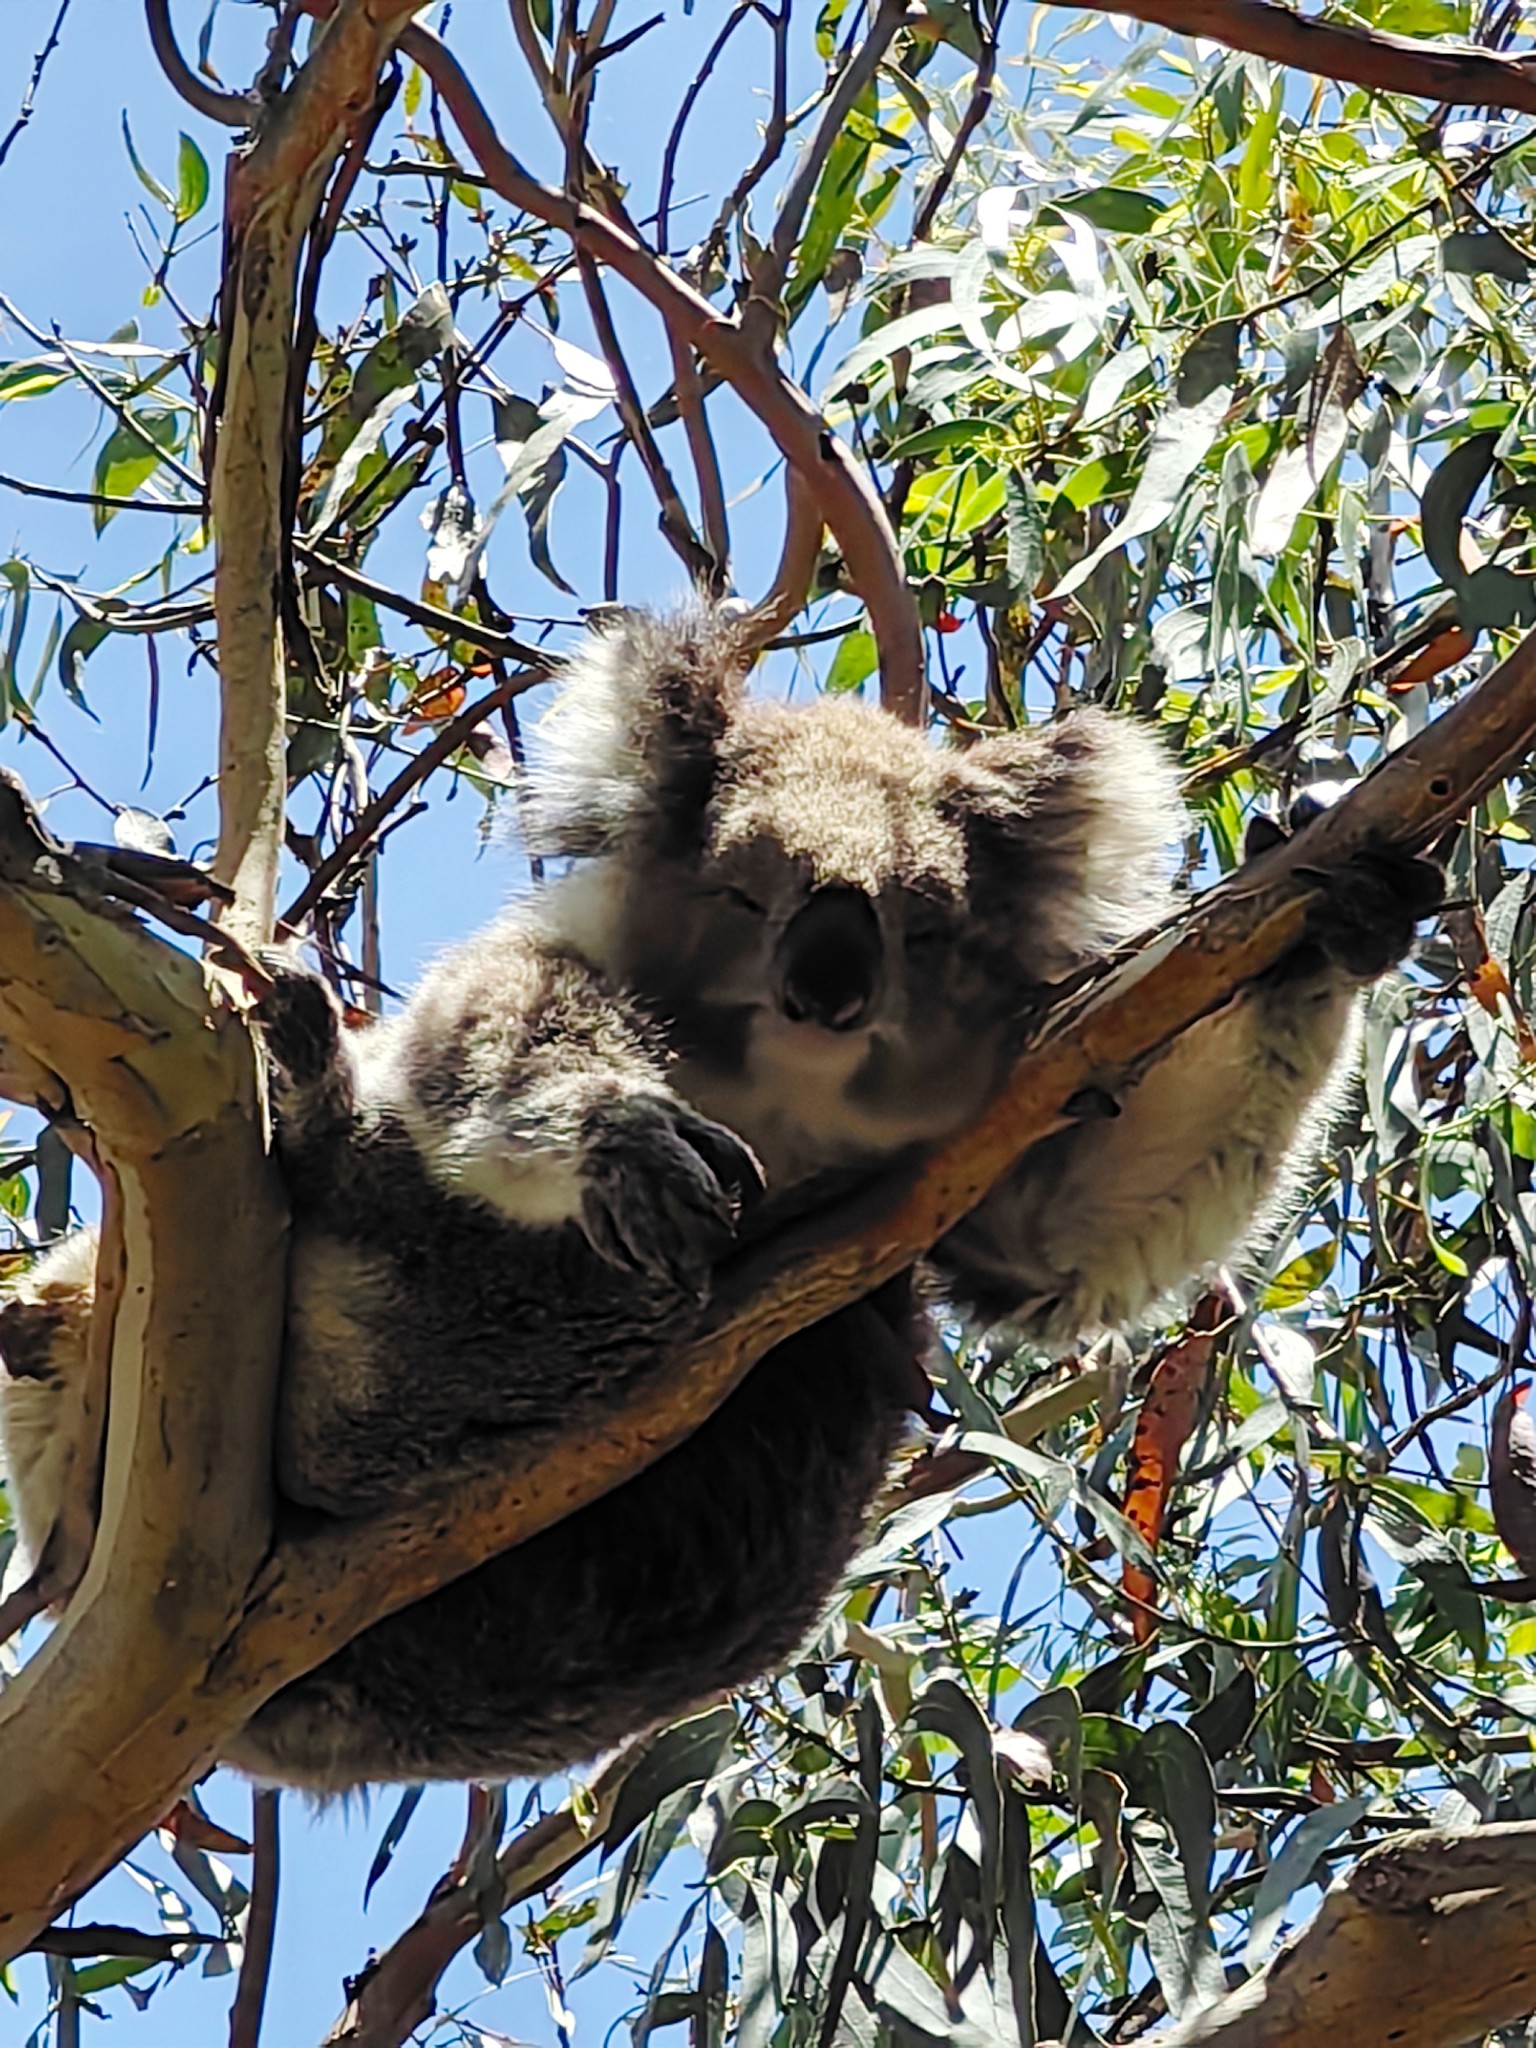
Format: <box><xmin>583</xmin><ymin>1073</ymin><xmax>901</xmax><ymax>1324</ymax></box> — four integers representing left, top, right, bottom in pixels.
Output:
<box><xmin>254</xmin><ymin>954</ymin><xmax>342</xmax><ymax>1085</ymax></box>
<box><xmin>1302</xmin><ymin>846</ymin><xmax>1445</xmax><ymax>978</ymax></box>
<box><xmin>1245</xmin><ymin>806</ymin><xmax>1443</xmax><ymax>981</ymax></box>
<box><xmin>579</xmin><ymin>1095</ymin><xmax>764</xmax><ymax>1297</ymax></box>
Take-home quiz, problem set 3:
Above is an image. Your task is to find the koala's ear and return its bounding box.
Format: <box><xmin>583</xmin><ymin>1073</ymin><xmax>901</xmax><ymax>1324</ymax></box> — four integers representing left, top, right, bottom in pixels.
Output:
<box><xmin>529</xmin><ymin>604</ymin><xmax>755</xmax><ymax>860</ymax></box>
<box><xmin>939</xmin><ymin>709</ymin><xmax>1185</xmax><ymax>969</ymax></box>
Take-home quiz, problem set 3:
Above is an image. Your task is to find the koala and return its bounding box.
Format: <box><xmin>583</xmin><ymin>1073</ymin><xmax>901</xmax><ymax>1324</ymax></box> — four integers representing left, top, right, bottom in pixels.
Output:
<box><xmin>0</xmin><ymin>604</ymin><xmax>1441</xmax><ymax>1790</ymax></box>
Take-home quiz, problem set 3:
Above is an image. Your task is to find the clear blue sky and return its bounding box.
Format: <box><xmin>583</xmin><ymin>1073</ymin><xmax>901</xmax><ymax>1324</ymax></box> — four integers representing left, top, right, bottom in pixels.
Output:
<box><xmin>0</xmin><ymin>6</ymin><xmax>1032</xmax><ymax>2044</ymax></box>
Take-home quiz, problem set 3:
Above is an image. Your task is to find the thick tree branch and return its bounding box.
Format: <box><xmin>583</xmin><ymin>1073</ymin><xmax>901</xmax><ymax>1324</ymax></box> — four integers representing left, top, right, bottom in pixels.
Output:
<box><xmin>0</xmin><ymin>776</ymin><xmax>286</xmax><ymax>1961</ymax></box>
<box><xmin>1163</xmin><ymin>1821</ymin><xmax>1536</xmax><ymax>2047</ymax></box>
<box><xmin>212</xmin><ymin>0</ymin><xmax>428</xmax><ymax>946</ymax></box>
<box><xmin>1072</xmin><ymin>0</ymin><xmax>1536</xmax><ymax>113</ymax></box>
<box><xmin>1</xmin><ymin>593</ymin><xmax>1533</xmax><ymax>1960</ymax></box>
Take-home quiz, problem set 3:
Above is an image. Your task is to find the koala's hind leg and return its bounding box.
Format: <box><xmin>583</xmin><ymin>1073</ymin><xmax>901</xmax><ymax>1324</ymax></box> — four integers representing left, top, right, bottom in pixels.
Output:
<box><xmin>0</xmin><ymin>1230</ymin><xmax>100</xmax><ymax>1594</ymax></box>
<box><xmin>938</xmin><ymin>843</ymin><xmax>1443</xmax><ymax>1339</ymax></box>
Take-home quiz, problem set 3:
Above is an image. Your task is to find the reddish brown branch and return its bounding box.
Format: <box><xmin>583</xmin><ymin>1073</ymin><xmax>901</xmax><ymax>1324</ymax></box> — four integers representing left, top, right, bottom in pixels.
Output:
<box><xmin>394</xmin><ymin>18</ymin><xmax>926</xmax><ymax>724</ymax></box>
<box><xmin>143</xmin><ymin>0</ymin><xmax>253</xmax><ymax>127</ymax></box>
<box><xmin>1070</xmin><ymin>0</ymin><xmax>1536</xmax><ymax>112</ymax></box>
<box><xmin>226</xmin><ymin>1790</ymin><xmax>279</xmax><ymax>2048</ymax></box>
<box><xmin>325</xmin><ymin>1741</ymin><xmax>646</xmax><ymax>2048</ymax></box>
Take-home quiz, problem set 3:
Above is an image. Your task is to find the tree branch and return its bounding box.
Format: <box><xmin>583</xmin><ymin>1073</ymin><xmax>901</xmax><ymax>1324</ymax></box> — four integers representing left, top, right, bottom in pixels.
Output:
<box><xmin>323</xmin><ymin>1738</ymin><xmax>648</xmax><ymax>2048</ymax></box>
<box><xmin>1069</xmin><ymin>0</ymin><xmax>1536</xmax><ymax>113</ymax></box>
<box><xmin>741</xmin><ymin>0</ymin><xmax>910</xmax><ymax>351</ymax></box>
<box><xmin>393</xmin><ymin>17</ymin><xmax>926</xmax><ymax>724</ymax></box>
<box><xmin>2</xmin><ymin>570</ymin><xmax>1533</xmax><ymax>1961</ymax></box>
<box><xmin>1163</xmin><ymin>1821</ymin><xmax>1536</xmax><ymax>2047</ymax></box>
<box><xmin>0</xmin><ymin>773</ymin><xmax>286</xmax><ymax>1962</ymax></box>
<box><xmin>212</xmin><ymin>0</ymin><xmax>429</xmax><ymax>947</ymax></box>
<box><xmin>143</xmin><ymin>0</ymin><xmax>254</xmax><ymax>127</ymax></box>
<box><xmin>279</xmin><ymin>668</ymin><xmax>542</xmax><ymax>929</ymax></box>
<box><xmin>226</xmin><ymin>1789</ymin><xmax>279</xmax><ymax>2048</ymax></box>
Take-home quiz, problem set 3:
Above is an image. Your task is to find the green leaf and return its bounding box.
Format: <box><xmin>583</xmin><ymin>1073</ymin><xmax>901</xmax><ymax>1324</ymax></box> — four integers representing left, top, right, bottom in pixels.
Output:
<box><xmin>121</xmin><ymin>112</ymin><xmax>174</xmax><ymax>211</ymax></box>
<box><xmin>1125</xmin><ymin>1723</ymin><xmax>1217</xmax><ymax>1919</ymax></box>
<box><xmin>0</xmin><ymin>559</ymin><xmax>27</xmax><ymax>726</ymax></box>
<box><xmin>1052</xmin><ymin>186</ymin><xmax>1167</xmax><ymax>235</ymax></box>
<box><xmin>1004</xmin><ymin>470</ymin><xmax>1045</xmax><ymax>599</ymax></box>
<box><xmin>91</xmin><ymin>409</ymin><xmax>183</xmax><ymax>529</ymax></box>
<box><xmin>174</xmin><ymin>133</ymin><xmax>210</xmax><ymax>222</ymax></box>
<box><xmin>1459</xmin><ymin>562</ymin><xmax>1536</xmax><ymax>630</ymax></box>
<box><xmin>830</xmin><ymin>301</ymin><xmax>961</xmax><ymax>388</ymax></box>
<box><xmin>602</xmin><ymin>1705</ymin><xmax>737</xmax><ymax>1854</ymax></box>
<box><xmin>0</xmin><ymin>361</ymin><xmax>68</xmax><ymax>402</ymax></box>
<box><xmin>1052</xmin><ymin>351</ymin><xmax>1234</xmax><ymax>599</ymax></box>
<box><xmin>1444</xmin><ymin>227</ymin><xmax>1531</xmax><ymax>282</ymax></box>
<box><xmin>57</xmin><ymin>616</ymin><xmax>108</xmax><ymax>708</ymax></box>
<box><xmin>1244</xmin><ymin>1796</ymin><xmax>1370</xmax><ymax>1967</ymax></box>
<box><xmin>1249</xmin><ymin>326</ymin><xmax>1365</xmax><ymax>557</ymax></box>
<box><xmin>1420</xmin><ymin>430</ymin><xmax>1498</xmax><ymax>590</ymax></box>
<box><xmin>824</xmin><ymin>628</ymin><xmax>878</xmax><ymax>695</ymax></box>
<box><xmin>884</xmin><ymin>419</ymin><xmax>992</xmax><ymax>460</ymax></box>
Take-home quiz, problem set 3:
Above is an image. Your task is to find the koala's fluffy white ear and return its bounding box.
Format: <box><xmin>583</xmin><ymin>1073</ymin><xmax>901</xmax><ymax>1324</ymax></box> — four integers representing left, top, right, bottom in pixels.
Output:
<box><xmin>529</xmin><ymin>604</ymin><xmax>756</xmax><ymax>861</ymax></box>
<box><xmin>940</xmin><ymin>709</ymin><xmax>1185</xmax><ymax>972</ymax></box>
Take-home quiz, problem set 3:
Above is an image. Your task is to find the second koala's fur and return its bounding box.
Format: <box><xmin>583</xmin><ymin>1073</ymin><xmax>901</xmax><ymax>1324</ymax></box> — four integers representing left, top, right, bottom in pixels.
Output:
<box><xmin>0</xmin><ymin>605</ymin><xmax>1438</xmax><ymax>1790</ymax></box>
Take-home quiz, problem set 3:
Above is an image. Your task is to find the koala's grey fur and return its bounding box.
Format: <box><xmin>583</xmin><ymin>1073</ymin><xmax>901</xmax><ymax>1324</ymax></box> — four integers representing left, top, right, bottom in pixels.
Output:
<box><xmin>0</xmin><ymin>604</ymin><xmax>1436</xmax><ymax>1791</ymax></box>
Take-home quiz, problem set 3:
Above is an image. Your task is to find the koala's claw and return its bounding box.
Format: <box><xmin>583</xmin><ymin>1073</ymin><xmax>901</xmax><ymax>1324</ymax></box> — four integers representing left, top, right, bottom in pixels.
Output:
<box><xmin>579</xmin><ymin>1095</ymin><xmax>765</xmax><ymax>1297</ymax></box>
<box><xmin>254</xmin><ymin>954</ymin><xmax>342</xmax><ymax>1085</ymax></box>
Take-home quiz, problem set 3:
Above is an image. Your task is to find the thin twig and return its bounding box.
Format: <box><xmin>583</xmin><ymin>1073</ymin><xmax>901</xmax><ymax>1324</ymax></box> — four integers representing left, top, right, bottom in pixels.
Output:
<box><xmin>742</xmin><ymin>0</ymin><xmax>910</xmax><ymax>348</ymax></box>
<box><xmin>393</xmin><ymin>16</ymin><xmax>926</xmax><ymax>721</ymax></box>
<box><xmin>696</xmin><ymin>2</ymin><xmax>791</xmax><ymax>279</ymax></box>
<box><xmin>280</xmin><ymin>670</ymin><xmax>540</xmax><ymax>928</ymax></box>
<box><xmin>668</xmin><ymin>330</ymin><xmax>730</xmax><ymax>577</ymax></box>
<box><xmin>574</xmin><ymin>250</ymin><xmax>712</xmax><ymax>577</ymax></box>
<box><xmin>1388</xmin><ymin>1358</ymin><xmax>1509</xmax><ymax>1459</ymax></box>
<box><xmin>324</xmin><ymin>1738</ymin><xmax>648</xmax><ymax>2048</ymax></box>
<box><xmin>655</xmin><ymin>0</ymin><xmax>757</xmax><ymax>256</ymax></box>
<box><xmin>297</xmin><ymin>547</ymin><xmax>552</xmax><ymax>666</ymax></box>
<box><xmin>0</xmin><ymin>0</ymin><xmax>76</xmax><ymax>171</ymax></box>
<box><xmin>0</xmin><ymin>471</ymin><xmax>201</xmax><ymax>516</ymax></box>
<box><xmin>910</xmin><ymin>5</ymin><xmax>1005</xmax><ymax>244</ymax></box>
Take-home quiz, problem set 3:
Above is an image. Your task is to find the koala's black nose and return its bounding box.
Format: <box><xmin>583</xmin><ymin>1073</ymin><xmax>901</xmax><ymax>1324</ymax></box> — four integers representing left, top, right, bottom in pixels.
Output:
<box><xmin>776</xmin><ymin>887</ymin><xmax>883</xmax><ymax>1032</ymax></box>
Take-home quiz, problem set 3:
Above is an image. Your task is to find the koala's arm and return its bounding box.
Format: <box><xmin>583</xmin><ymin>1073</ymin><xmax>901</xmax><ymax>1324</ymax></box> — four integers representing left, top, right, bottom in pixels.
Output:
<box><xmin>265</xmin><ymin>921</ymin><xmax>762</xmax><ymax>1520</ymax></box>
<box><xmin>265</xmin><ymin>917</ymin><xmax>760</xmax><ymax>1292</ymax></box>
<box><xmin>936</xmin><ymin>847</ymin><xmax>1443</xmax><ymax>1339</ymax></box>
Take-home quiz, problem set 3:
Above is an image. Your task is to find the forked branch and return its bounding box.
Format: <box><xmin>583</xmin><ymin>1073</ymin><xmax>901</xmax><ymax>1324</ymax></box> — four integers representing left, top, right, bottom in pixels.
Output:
<box><xmin>0</xmin><ymin>587</ymin><xmax>1534</xmax><ymax>1961</ymax></box>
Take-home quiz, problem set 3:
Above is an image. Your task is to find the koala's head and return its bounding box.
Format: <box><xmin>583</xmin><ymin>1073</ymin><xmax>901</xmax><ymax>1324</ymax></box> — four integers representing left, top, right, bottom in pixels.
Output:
<box><xmin>532</xmin><ymin>604</ymin><xmax>1181</xmax><ymax>1184</ymax></box>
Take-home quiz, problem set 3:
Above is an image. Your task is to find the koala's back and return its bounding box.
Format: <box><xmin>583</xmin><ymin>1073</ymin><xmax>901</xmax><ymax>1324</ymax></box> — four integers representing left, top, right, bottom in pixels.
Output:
<box><xmin>229</xmin><ymin>1282</ymin><xmax>915</xmax><ymax>1789</ymax></box>
<box><xmin>273</xmin><ymin>1111</ymin><xmax>698</xmax><ymax>1517</ymax></box>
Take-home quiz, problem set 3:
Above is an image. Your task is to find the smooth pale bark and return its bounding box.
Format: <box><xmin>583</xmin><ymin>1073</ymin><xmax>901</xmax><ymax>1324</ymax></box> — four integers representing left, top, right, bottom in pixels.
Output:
<box><xmin>1163</xmin><ymin>1823</ymin><xmax>1536</xmax><ymax>2048</ymax></box>
<box><xmin>213</xmin><ymin>0</ymin><xmax>431</xmax><ymax>945</ymax></box>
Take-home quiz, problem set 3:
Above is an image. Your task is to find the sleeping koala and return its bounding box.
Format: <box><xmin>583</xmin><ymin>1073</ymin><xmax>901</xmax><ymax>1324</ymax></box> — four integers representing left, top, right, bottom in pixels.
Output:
<box><xmin>0</xmin><ymin>604</ymin><xmax>1440</xmax><ymax>1789</ymax></box>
